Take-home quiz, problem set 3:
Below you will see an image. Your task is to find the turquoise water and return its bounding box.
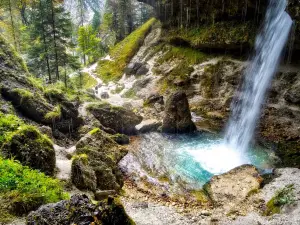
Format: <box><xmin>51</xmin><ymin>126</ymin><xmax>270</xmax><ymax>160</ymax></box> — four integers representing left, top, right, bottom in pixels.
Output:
<box><xmin>119</xmin><ymin>132</ymin><xmax>276</xmax><ymax>191</ymax></box>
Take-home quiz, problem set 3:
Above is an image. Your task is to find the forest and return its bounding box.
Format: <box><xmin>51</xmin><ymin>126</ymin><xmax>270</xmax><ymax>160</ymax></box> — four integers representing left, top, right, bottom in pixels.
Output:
<box><xmin>0</xmin><ymin>0</ymin><xmax>300</xmax><ymax>224</ymax></box>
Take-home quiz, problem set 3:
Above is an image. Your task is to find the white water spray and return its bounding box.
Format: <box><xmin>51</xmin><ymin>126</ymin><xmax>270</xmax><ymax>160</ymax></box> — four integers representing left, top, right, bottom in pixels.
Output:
<box><xmin>224</xmin><ymin>0</ymin><xmax>292</xmax><ymax>153</ymax></box>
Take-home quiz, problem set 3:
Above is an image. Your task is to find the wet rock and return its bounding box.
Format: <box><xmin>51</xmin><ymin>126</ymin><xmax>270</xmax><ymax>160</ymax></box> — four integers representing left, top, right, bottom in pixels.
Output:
<box><xmin>284</xmin><ymin>83</ymin><xmax>300</xmax><ymax>104</ymax></box>
<box><xmin>27</xmin><ymin>194</ymin><xmax>135</xmax><ymax>225</ymax></box>
<box><xmin>136</xmin><ymin>119</ymin><xmax>162</xmax><ymax>133</ymax></box>
<box><xmin>94</xmin><ymin>190</ymin><xmax>117</xmax><ymax>201</ymax></box>
<box><xmin>87</xmin><ymin>102</ymin><xmax>143</xmax><ymax>135</ymax></box>
<box><xmin>154</xmin><ymin>102</ymin><xmax>164</xmax><ymax>112</ymax></box>
<box><xmin>110</xmin><ymin>133</ymin><xmax>130</xmax><ymax>145</ymax></box>
<box><xmin>204</xmin><ymin>165</ymin><xmax>263</xmax><ymax>208</ymax></box>
<box><xmin>39</xmin><ymin>126</ymin><xmax>53</xmax><ymax>138</ymax></box>
<box><xmin>1</xmin><ymin>125</ymin><xmax>55</xmax><ymax>175</ymax></box>
<box><xmin>132</xmin><ymin>77</ymin><xmax>152</xmax><ymax>91</ymax></box>
<box><xmin>72</xmin><ymin>128</ymin><xmax>128</xmax><ymax>191</ymax></box>
<box><xmin>136</xmin><ymin>65</ymin><xmax>149</xmax><ymax>76</ymax></box>
<box><xmin>162</xmin><ymin>91</ymin><xmax>196</xmax><ymax>133</ymax></box>
<box><xmin>71</xmin><ymin>155</ymin><xmax>97</xmax><ymax>191</ymax></box>
<box><xmin>100</xmin><ymin>92</ymin><xmax>109</xmax><ymax>99</ymax></box>
<box><xmin>125</xmin><ymin>62</ymin><xmax>143</xmax><ymax>75</ymax></box>
<box><xmin>145</xmin><ymin>93</ymin><xmax>164</xmax><ymax>105</ymax></box>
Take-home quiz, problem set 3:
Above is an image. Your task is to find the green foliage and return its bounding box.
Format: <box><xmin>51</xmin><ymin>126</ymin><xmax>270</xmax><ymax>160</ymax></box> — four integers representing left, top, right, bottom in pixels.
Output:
<box><xmin>78</xmin><ymin>25</ymin><xmax>103</xmax><ymax>64</ymax></box>
<box><xmin>264</xmin><ymin>185</ymin><xmax>296</xmax><ymax>216</ymax></box>
<box><xmin>12</xmin><ymin>88</ymin><xmax>34</xmax><ymax>101</ymax></box>
<box><xmin>27</xmin><ymin>76</ymin><xmax>45</xmax><ymax>91</ymax></box>
<box><xmin>97</xmin><ymin>18</ymin><xmax>156</xmax><ymax>82</ymax></box>
<box><xmin>44</xmin><ymin>105</ymin><xmax>61</xmax><ymax>121</ymax></box>
<box><xmin>0</xmin><ymin>113</ymin><xmax>24</xmax><ymax>146</ymax></box>
<box><xmin>0</xmin><ymin>157</ymin><xmax>68</xmax><ymax>220</ymax></box>
<box><xmin>71</xmin><ymin>72</ymin><xmax>98</xmax><ymax>89</ymax></box>
<box><xmin>165</xmin><ymin>21</ymin><xmax>255</xmax><ymax>49</ymax></box>
<box><xmin>122</xmin><ymin>88</ymin><xmax>136</xmax><ymax>98</ymax></box>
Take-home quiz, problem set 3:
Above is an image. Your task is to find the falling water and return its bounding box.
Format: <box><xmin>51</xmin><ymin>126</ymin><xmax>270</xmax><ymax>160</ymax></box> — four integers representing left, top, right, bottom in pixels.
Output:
<box><xmin>224</xmin><ymin>0</ymin><xmax>292</xmax><ymax>153</ymax></box>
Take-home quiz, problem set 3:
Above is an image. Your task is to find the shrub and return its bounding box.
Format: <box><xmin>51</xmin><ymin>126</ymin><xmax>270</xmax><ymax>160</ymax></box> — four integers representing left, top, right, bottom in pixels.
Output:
<box><xmin>264</xmin><ymin>184</ymin><xmax>296</xmax><ymax>216</ymax></box>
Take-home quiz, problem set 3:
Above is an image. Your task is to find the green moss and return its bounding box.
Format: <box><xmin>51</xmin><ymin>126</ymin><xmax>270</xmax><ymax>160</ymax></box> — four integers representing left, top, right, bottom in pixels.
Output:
<box><xmin>0</xmin><ymin>157</ymin><xmax>68</xmax><ymax>221</ymax></box>
<box><xmin>122</xmin><ymin>88</ymin><xmax>136</xmax><ymax>98</ymax></box>
<box><xmin>264</xmin><ymin>184</ymin><xmax>296</xmax><ymax>216</ymax></box>
<box><xmin>44</xmin><ymin>105</ymin><xmax>61</xmax><ymax>121</ymax></box>
<box><xmin>72</xmin><ymin>154</ymin><xmax>89</xmax><ymax>165</ymax></box>
<box><xmin>12</xmin><ymin>88</ymin><xmax>34</xmax><ymax>100</ymax></box>
<box><xmin>89</xmin><ymin>128</ymin><xmax>101</xmax><ymax>135</ymax></box>
<box><xmin>97</xmin><ymin>18</ymin><xmax>156</xmax><ymax>82</ymax></box>
<box><xmin>70</xmin><ymin>72</ymin><xmax>98</xmax><ymax>89</ymax></box>
<box><xmin>190</xmin><ymin>190</ymin><xmax>210</xmax><ymax>203</ymax></box>
<box><xmin>0</xmin><ymin>112</ymin><xmax>24</xmax><ymax>146</ymax></box>
<box><xmin>164</xmin><ymin>21</ymin><xmax>255</xmax><ymax>49</ymax></box>
<box><xmin>276</xmin><ymin>141</ymin><xmax>300</xmax><ymax>168</ymax></box>
<box><xmin>27</xmin><ymin>76</ymin><xmax>45</xmax><ymax>91</ymax></box>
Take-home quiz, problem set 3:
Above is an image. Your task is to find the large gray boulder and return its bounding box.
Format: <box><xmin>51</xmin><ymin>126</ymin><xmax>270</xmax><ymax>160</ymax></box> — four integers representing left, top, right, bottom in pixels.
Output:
<box><xmin>87</xmin><ymin>102</ymin><xmax>143</xmax><ymax>135</ymax></box>
<box><xmin>162</xmin><ymin>91</ymin><xmax>196</xmax><ymax>133</ymax></box>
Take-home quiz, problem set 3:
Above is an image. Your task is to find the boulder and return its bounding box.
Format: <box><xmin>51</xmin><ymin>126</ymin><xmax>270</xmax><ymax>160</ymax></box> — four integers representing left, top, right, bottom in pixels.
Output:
<box><xmin>1</xmin><ymin>125</ymin><xmax>55</xmax><ymax>175</ymax></box>
<box><xmin>100</xmin><ymin>92</ymin><xmax>109</xmax><ymax>99</ymax></box>
<box><xmin>71</xmin><ymin>155</ymin><xmax>97</xmax><ymax>191</ymax></box>
<box><xmin>71</xmin><ymin>128</ymin><xmax>128</xmax><ymax>191</ymax></box>
<box><xmin>284</xmin><ymin>83</ymin><xmax>300</xmax><ymax>104</ymax></box>
<box><xmin>162</xmin><ymin>91</ymin><xmax>196</xmax><ymax>133</ymax></box>
<box><xmin>110</xmin><ymin>133</ymin><xmax>130</xmax><ymax>145</ymax></box>
<box><xmin>145</xmin><ymin>93</ymin><xmax>164</xmax><ymax>105</ymax></box>
<box><xmin>27</xmin><ymin>194</ymin><xmax>135</xmax><ymax>225</ymax></box>
<box><xmin>132</xmin><ymin>77</ymin><xmax>152</xmax><ymax>92</ymax></box>
<box><xmin>136</xmin><ymin>65</ymin><xmax>149</xmax><ymax>76</ymax></box>
<box><xmin>94</xmin><ymin>190</ymin><xmax>117</xmax><ymax>201</ymax></box>
<box><xmin>87</xmin><ymin>102</ymin><xmax>143</xmax><ymax>135</ymax></box>
<box><xmin>136</xmin><ymin>119</ymin><xmax>162</xmax><ymax>133</ymax></box>
<box><xmin>125</xmin><ymin>62</ymin><xmax>143</xmax><ymax>75</ymax></box>
<box><xmin>204</xmin><ymin>165</ymin><xmax>263</xmax><ymax>208</ymax></box>
<box><xmin>39</xmin><ymin>126</ymin><xmax>53</xmax><ymax>138</ymax></box>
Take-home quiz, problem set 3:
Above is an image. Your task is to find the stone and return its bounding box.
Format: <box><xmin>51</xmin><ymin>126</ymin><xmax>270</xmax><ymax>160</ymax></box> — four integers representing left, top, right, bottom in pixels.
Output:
<box><xmin>100</xmin><ymin>92</ymin><xmax>109</xmax><ymax>99</ymax></box>
<box><xmin>136</xmin><ymin>119</ymin><xmax>162</xmax><ymax>133</ymax></box>
<box><xmin>154</xmin><ymin>102</ymin><xmax>164</xmax><ymax>112</ymax></box>
<box><xmin>204</xmin><ymin>165</ymin><xmax>263</xmax><ymax>208</ymax></box>
<box><xmin>132</xmin><ymin>77</ymin><xmax>152</xmax><ymax>91</ymax></box>
<box><xmin>125</xmin><ymin>62</ymin><xmax>143</xmax><ymax>75</ymax></box>
<box><xmin>94</xmin><ymin>190</ymin><xmax>117</xmax><ymax>201</ymax></box>
<box><xmin>39</xmin><ymin>126</ymin><xmax>53</xmax><ymax>138</ymax></box>
<box><xmin>72</xmin><ymin>128</ymin><xmax>128</xmax><ymax>191</ymax></box>
<box><xmin>136</xmin><ymin>65</ymin><xmax>149</xmax><ymax>76</ymax></box>
<box><xmin>145</xmin><ymin>93</ymin><xmax>164</xmax><ymax>105</ymax></box>
<box><xmin>110</xmin><ymin>133</ymin><xmax>130</xmax><ymax>145</ymax></box>
<box><xmin>162</xmin><ymin>91</ymin><xmax>197</xmax><ymax>133</ymax></box>
<box><xmin>26</xmin><ymin>194</ymin><xmax>135</xmax><ymax>225</ymax></box>
<box><xmin>71</xmin><ymin>155</ymin><xmax>97</xmax><ymax>191</ymax></box>
<box><xmin>87</xmin><ymin>102</ymin><xmax>143</xmax><ymax>135</ymax></box>
<box><xmin>1</xmin><ymin>125</ymin><xmax>55</xmax><ymax>175</ymax></box>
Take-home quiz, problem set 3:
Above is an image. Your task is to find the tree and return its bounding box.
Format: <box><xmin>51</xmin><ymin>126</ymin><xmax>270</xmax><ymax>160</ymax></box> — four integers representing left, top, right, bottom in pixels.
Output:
<box><xmin>27</xmin><ymin>0</ymin><xmax>80</xmax><ymax>82</ymax></box>
<box><xmin>78</xmin><ymin>25</ymin><xmax>102</xmax><ymax>64</ymax></box>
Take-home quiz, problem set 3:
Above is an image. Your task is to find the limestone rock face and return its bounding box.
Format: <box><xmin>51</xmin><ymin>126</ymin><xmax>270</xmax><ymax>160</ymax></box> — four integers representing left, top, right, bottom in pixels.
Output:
<box><xmin>162</xmin><ymin>91</ymin><xmax>196</xmax><ymax>133</ymax></box>
<box><xmin>1</xmin><ymin>126</ymin><xmax>55</xmax><ymax>175</ymax></box>
<box><xmin>87</xmin><ymin>102</ymin><xmax>143</xmax><ymax>135</ymax></box>
<box><xmin>71</xmin><ymin>129</ymin><xmax>128</xmax><ymax>191</ymax></box>
<box><xmin>27</xmin><ymin>194</ymin><xmax>135</xmax><ymax>225</ymax></box>
<box><xmin>204</xmin><ymin>165</ymin><xmax>263</xmax><ymax>208</ymax></box>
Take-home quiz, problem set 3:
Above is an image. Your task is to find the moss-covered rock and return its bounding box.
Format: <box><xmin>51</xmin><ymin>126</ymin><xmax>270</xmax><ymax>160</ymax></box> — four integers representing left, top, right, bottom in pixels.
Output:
<box><xmin>71</xmin><ymin>128</ymin><xmax>128</xmax><ymax>191</ymax></box>
<box><xmin>276</xmin><ymin>141</ymin><xmax>300</xmax><ymax>168</ymax></box>
<box><xmin>1</xmin><ymin>125</ymin><xmax>55</xmax><ymax>175</ymax></box>
<box><xmin>87</xmin><ymin>102</ymin><xmax>143</xmax><ymax>135</ymax></box>
<box><xmin>110</xmin><ymin>133</ymin><xmax>130</xmax><ymax>145</ymax></box>
<box><xmin>27</xmin><ymin>194</ymin><xmax>135</xmax><ymax>225</ymax></box>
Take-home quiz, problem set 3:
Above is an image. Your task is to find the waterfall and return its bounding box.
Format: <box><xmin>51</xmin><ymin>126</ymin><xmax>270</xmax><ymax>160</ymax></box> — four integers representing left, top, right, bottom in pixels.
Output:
<box><xmin>224</xmin><ymin>0</ymin><xmax>292</xmax><ymax>153</ymax></box>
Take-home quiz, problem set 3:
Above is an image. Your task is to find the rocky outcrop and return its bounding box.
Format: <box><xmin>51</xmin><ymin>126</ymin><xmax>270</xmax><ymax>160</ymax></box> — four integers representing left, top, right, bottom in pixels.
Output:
<box><xmin>87</xmin><ymin>102</ymin><xmax>143</xmax><ymax>135</ymax></box>
<box><xmin>71</xmin><ymin>128</ymin><xmax>128</xmax><ymax>191</ymax></box>
<box><xmin>136</xmin><ymin>119</ymin><xmax>162</xmax><ymax>133</ymax></box>
<box><xmin>162</xmin><ymin>91</ymin><xmax>196</xmax><ymax>133</ymax></box>
<box><xmin>1</xmin><ymin>125</ymin><xmax>55</xmax><ymax>175</ymax></box>
<box><xmin>204</xmin><ymin>165</ymin><xmax>263</xmax><ymax>208</ymax></box>
<box><xmin>27</xmin><ymin>194</ymin><xmax>135</xmax><ymax>225</ymax></box>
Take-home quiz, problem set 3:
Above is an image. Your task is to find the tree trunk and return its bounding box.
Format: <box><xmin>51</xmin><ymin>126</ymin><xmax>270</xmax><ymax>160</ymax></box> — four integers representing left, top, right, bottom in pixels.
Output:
<box><xmin>8</xmin><ymin>0</ymin><xmax>18</xmax><ymax>49</ymax></box>
<box><xmin>50</xmin><ymin>0</ymin><xmax>60</xmax><ymax>80</ymax></box>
